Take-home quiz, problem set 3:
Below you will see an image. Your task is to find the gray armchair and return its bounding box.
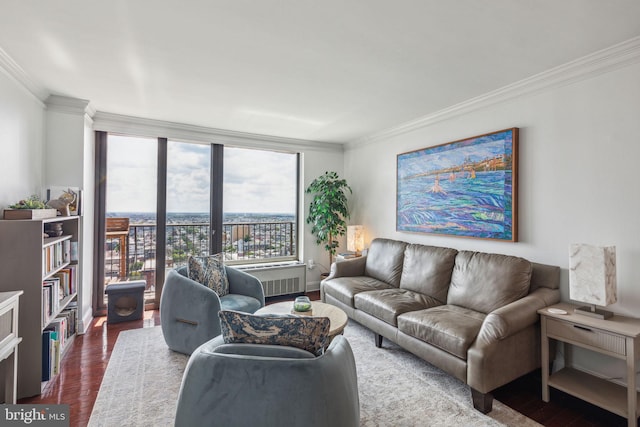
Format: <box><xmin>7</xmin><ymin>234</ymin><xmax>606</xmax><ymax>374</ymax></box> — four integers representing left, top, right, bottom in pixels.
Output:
<box><xmin>175</xmin><ymin>334</ymin><xmax>360</xmax><ymax>427</ymax></box>
<box><xmin>160</xmin><ymin>266</ymin><xmax>265</xmax><ymax>355</ymax></box>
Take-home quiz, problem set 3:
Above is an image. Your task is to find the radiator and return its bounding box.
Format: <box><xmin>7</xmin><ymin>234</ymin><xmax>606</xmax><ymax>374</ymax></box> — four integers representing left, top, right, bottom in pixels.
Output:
<box><xmin>238</xmin><ymin>263</ymin><xmax>306</xmax><ymax>297</ymax></box>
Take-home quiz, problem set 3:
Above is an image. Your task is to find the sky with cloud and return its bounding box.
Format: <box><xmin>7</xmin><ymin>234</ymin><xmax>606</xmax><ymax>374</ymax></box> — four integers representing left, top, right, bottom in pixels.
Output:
<box><xmin>106</xmin><ymin>135</ymin><xmax>297</xmax><ymax>214</ymax></box>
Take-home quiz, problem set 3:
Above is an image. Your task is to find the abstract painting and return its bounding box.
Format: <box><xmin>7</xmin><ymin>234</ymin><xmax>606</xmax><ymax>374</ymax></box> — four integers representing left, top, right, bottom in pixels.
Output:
<box><xmin>397</xmin><ymin>128</ymin><xmax>518</xmax><ymax>241</ymax></box>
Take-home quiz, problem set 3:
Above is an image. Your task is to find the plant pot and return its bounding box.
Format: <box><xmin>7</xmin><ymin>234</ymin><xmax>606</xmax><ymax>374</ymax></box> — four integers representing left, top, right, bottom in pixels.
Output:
<box><xmin>3</xmin><ymin>209</ymin><xmax>58</xmax><ymax>220</ymax></box>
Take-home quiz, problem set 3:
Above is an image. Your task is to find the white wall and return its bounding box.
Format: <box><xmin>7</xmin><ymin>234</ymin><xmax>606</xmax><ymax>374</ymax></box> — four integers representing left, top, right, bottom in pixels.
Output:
<box><xmin>0</xmin><ymin>71</ymin><xmax>45</xmax><ymax>206</ymax></box>
<box><xmin>344</xmin><ymin>59</ymin><xmax>640</xmax><ymax>383</ymax></box>
<box><xmin>301</xmin><ymin>149</ymin><xmax>346</xmax><ymax>289</ymax></box>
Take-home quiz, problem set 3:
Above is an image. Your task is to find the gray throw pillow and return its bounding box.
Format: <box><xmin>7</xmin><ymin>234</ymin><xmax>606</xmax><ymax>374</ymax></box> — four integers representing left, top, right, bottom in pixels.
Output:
<box><xmin>187</xmin><ymin>254</ymin><xmax>229</xmax><ymax>297</ymax></box>
<box><xmin>218</xmin><ymin>310</ymin><xmax>330</xmax><ymax>356</ymax></box>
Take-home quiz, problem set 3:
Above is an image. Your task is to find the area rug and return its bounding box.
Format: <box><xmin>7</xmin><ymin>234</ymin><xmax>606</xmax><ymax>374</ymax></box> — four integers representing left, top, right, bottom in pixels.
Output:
<box><xmin>88</xmin><ymin>321</ymin><xmax>541</xmax><ymax>427</ymax></box>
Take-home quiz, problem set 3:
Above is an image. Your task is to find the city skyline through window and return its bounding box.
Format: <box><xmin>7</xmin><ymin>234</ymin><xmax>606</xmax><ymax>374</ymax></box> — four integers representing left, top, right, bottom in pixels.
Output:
<box><xmin>98</xmin><ymin>133</ymin><xmax>300</xmax><ymax>313</ymax></box>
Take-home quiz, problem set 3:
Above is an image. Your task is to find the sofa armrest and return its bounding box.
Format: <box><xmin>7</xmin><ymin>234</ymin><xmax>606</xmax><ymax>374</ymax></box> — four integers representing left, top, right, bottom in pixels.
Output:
<box><xmin>226</xmin><ymin>267</ymin><xmax>266</xmax><ymax>308</ymax></box>
<box><xmin>475</xmin><ymin>287</ymin><xmax>560</xmax><ymax>346</ymax></box>
<box><xmin>324</xmin><ymin>256</ymin><xmax>367</xmax><ymax>280</ymax></box>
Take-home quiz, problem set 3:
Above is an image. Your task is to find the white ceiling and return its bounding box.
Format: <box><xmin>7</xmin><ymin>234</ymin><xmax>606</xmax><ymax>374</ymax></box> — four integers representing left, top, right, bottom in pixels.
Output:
<box><xmin>0</xmin><ymin>1</ymin><xmax>639</xmax><ymax>144</ymax></box>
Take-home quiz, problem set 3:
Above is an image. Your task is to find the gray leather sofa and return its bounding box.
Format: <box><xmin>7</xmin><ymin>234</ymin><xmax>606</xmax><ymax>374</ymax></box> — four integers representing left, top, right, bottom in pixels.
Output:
<box><xmin>321</xmin><ymin>238</ymin><xmax>560</xmax><ymax>413</ymax></box>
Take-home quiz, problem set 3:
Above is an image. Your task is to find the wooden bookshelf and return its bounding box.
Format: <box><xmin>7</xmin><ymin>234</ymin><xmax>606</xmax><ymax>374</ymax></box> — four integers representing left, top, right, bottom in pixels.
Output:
<box><xmin>0</xmin><ymin>216</ymin><xmax>80</xmax><ymax>398</ymax></box>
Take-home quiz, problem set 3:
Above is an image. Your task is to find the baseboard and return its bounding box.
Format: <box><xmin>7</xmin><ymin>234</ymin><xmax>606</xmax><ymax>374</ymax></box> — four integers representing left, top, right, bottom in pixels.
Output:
<box><xmin>306</xmin><ymin>281</ymin><xmax>321</xmax><ymax>292</ymax></box>
<box><xmin>79</xmin><ymin>307</ymin><xmax>93</xmax><ymax>335</ymax></box>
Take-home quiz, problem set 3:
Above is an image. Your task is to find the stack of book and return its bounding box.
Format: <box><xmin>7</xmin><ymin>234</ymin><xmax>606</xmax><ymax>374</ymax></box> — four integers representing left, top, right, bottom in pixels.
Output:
<box><xmin>41</xmin><ymin>303</ymin><xmax>78</xmax><ymax>381</ymax></box>
<box><xmin>41</xmin><ymin>265</ymin><xmax>77</xmax><ymax>328</ymax></box>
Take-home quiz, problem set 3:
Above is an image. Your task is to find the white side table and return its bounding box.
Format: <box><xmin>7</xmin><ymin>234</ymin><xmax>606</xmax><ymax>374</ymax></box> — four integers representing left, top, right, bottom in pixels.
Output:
<box><xmin>0</xmin><ymin>290</ymin><xmax>23</xmax><ymax>404</ymax></box>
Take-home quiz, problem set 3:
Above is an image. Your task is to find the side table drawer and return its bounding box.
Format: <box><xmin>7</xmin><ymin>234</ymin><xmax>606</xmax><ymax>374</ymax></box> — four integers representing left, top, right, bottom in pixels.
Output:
<box><xmin>547</xmin><ymin>318</ymin><xmax>625</xmax><ymax>356</ymax></box>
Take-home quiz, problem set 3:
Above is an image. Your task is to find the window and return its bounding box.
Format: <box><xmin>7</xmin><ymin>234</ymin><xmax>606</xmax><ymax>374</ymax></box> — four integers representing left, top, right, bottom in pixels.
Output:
<box><xmin>223</xmin><ymin>147</ymin><xmax>299</xmax><ymax>263</ymax></box>
<box><xmin>95</xmin><ymin>132</ymin><xmax>300</xmax><ymax>313</ymax></box>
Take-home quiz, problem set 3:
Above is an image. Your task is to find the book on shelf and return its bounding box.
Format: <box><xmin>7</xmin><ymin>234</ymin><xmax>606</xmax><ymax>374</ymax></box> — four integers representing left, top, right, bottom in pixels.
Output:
<box><xmin>41</xmin><ymin>330</ymin><xmax>59</xmax><ymax>381</ymax></box>
<box><xmin>53</xmin><ymin>264</ymin><xmax>77</xmax><ymax>298</ymax></box>
<box><xmin>42</xmin><ymin>277</ymin><xmax>61</xmax><ymax>320</ymax></box>
<box><xmin>58</xmin><ymin>306</ymin><xmax>78</xmax><ymax>340</ymax></box>
<box><xmin>51</xmin><ymin>333</ymin><xmax>60</xmax><ymax>376</ymax></box>
<box><xmin>46</xmin><ymin>317</ymin><xmax>67</xmax><ymax>350</ymax></box>
<box><xmin>42</xmin><ymin>286</ymin><xmax>51</xmax><ymax>327</ymax></box>
<box><xmin>48</xmin><ymin>306</ymin><xmax>77</xmax><ymax>343</ymax></box>
<box><xmin>41</xmin><ymin>331</ymin><xmax>52</xmax><ymax>381</ymax></box>
<box><xmin>42</xmin><ymin>240</ymin><xmax>68</xmax><ymax>275</ymax></box>
<box><xmin>70</xmin><ymin>241</ymin><xmax>79</xmax><ymax>262</ymax></box>
<box><xmin>62</xmin><ymin>239</ymin><xmax>71</xmax><ymax>263</ymax></box>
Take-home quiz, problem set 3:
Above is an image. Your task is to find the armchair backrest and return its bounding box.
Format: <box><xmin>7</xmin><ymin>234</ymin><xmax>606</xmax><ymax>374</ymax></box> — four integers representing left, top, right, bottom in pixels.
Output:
<box><xmin>175</xmin><ymin>335</ymin><xmax>360</xmax><ymax>427</ymax></box>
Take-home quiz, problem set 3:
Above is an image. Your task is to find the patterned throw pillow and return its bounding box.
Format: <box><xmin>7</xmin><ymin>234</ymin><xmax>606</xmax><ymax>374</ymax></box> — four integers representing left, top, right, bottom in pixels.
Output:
<box><xmin>187</xmin><ymin>254</ymin><xmax>230</xmax><ymax>297</ymax></box>
<box><xmin>218</xmin><ymin>310</ymin><xmax>330</xmax><ymax>356</ymax></box>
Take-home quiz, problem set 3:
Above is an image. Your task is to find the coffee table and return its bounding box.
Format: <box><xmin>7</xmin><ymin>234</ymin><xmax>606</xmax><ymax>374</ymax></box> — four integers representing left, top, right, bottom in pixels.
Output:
<box><xmin>255</xmin><ymin>300</ymin><xmax>348</xmax><ymax>340</ymax></box>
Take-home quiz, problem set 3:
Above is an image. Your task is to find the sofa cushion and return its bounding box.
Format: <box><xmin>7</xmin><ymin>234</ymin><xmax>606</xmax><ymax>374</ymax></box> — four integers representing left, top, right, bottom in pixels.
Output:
<box><xmin>399</xmin><ymin>244</ymin><xmax>458</xmax><ymax>303</ymax></box>
<box><xmin>323</xmin><ymin>276</ymin><xmax>393</xmax><ymax>307</ymax></box>
<box><xmin>364</xmin><ymin>238</ymin><xmax>407</xmax><ymax>287</ymax></box>
<box><xmin>397</xmin><ymin>305</ymin><xmax>486</xmax><ymax>360</ymax></box>
<box><xmin>447</xmin><ymin>251</ymin><xmax>532</xmax><ymax>314</ymax></box>
<box><xmin>354</xmin><ymin>289</ymin><xmax>442</xmax><ymax>326</ymax></box>
<box><xmin>220</xmin><ymin>294</ymin><xmax>262</xmax><ymax>313</ymax></box>
<box><xmin>218</xmin><ymin>310</ymin><xmax>330</xmax><ymax>356</ymax></box>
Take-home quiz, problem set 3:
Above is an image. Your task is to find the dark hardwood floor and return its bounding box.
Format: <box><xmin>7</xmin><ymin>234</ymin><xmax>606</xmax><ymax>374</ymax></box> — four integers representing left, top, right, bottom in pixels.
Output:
<box><xmin>493</xmin><ymin>371</ymin><xmax>634</xmax><ymax>426</ymax></box>
<box><xmin>18</xmin><ymin>310</ymin><xmax>162</xmax><ymax>426</ymax></box>
<box><xmin>18</xmin><ymin>294</ymin><xmax>635</xmax><ymax>427</ymax></box>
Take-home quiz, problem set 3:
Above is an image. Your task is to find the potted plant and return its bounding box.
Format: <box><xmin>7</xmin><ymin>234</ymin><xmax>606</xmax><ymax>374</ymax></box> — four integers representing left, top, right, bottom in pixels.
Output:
<box><xmin>305</xmin><ymin>171</ymin><xmax>352</xmax><ymax>270</ymax></box>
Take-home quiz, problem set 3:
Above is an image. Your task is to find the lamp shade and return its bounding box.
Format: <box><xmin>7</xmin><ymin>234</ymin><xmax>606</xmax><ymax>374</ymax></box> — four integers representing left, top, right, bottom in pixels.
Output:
<box><xmin>569</xmin><ymin>244</ymin><xmax>617</xmax><ymax>307</ymax></box>
<box><xmin>347</xmin><ymin>225</ymin><xmax>364</xmax><ymax>254</ymax></box>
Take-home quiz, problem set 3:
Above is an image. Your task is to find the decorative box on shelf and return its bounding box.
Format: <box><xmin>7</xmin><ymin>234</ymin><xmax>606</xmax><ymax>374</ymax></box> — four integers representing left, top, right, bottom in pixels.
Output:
<box><xmin>3</xmin><ymin>209</ymin><xmax>57</xmax><ymax>220</ymax></box>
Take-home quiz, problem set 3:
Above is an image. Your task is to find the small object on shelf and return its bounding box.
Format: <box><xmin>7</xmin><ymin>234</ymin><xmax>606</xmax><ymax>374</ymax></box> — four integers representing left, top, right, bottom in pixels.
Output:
<box><xmin>292</xmin><ymin>296</ymin><xmax>312</xmax><ymax>314</ymax></box>
<box><xmin>44</xmin><ymin>222</ymin><xmax>64</xmax><ymax>237</ymax></box>
<box><xmin>3</xmin><ymin>208</ymin><xmax>57</xmax><ymax>220</ymax></box>
<box><xmin>547</xmin><ymin>308</ymin><xmax>567</xmax><ymax>315</ymax></box>
<box><xmin>4</xmin><ymin>195</ymin><xmax>56</xmax><ymax>220</ymax></box>
<box><xmin>46</xmin><ymin>188</ymin><xmax>77</xmax><ymax>217</ymax></box>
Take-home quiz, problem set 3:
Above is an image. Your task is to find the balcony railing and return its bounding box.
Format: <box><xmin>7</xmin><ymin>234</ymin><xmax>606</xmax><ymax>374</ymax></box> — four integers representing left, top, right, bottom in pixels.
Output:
<box><xmin>105</xmin><ymin>221</ymin><xmax>296</xmax><ymax>289</ymax></box>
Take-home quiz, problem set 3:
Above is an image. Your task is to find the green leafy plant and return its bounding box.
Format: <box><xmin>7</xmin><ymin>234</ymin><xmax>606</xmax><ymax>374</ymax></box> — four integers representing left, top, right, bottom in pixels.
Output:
<box><xmin>306</xmin><ymin>171</ymin><xmax>352</xmax><ymax>267</ymax></box>
<box><xmin>8</xmin><ymin>194</ymin><xmax>47</xmax><ymax>209</ymax></box>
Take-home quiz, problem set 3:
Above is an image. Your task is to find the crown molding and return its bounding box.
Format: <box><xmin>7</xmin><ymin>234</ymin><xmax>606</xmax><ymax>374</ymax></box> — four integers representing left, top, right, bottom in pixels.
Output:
<box><xmin>0</xmin><ymin>46</ymin><xmax>47</xmax><ymax>104</ymax></box>
<box><xmin>349</xmin><ymin>36</ymin><xmax>640</xmax><ymax>148</ymax></box>
<box><xmin>92</xmin><ymin>112</ymin><xmax>344</xmax><ymax>153</ymax></box>
<box><xmin>45</xmin><ymin>95</ymin><xmax>95</xmax><ymax>118</ymax></box>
